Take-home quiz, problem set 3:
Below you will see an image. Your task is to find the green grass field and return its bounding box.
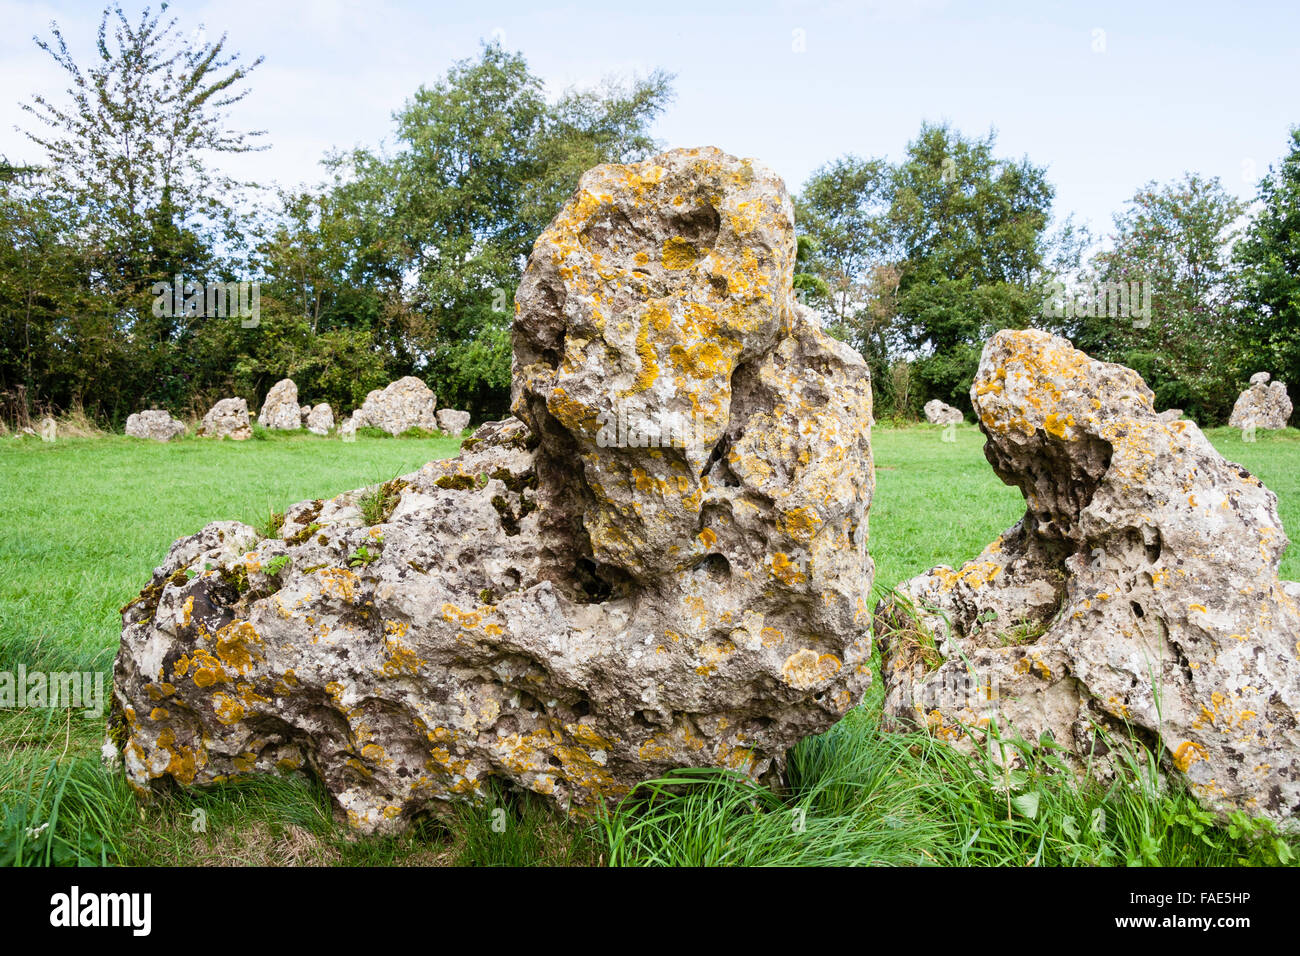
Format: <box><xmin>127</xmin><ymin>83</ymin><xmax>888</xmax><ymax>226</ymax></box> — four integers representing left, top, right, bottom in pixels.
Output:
<box><xmin>1</xmin><ymin>424</ymin><xmax>1298</xmax><ymax>866</ymax></box>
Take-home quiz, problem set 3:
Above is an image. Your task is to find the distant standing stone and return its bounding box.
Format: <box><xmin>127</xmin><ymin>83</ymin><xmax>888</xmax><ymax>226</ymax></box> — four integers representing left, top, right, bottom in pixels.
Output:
<box><xmin>349</xmin><ymin>377</ymin><xmax>438</xmax><ymax>436</ymax></box>
<box><xmin>1228</xmin><ymin>373</ymin><xmax>1292</xmax><ymax>430</ymax></box>
<box><xmin>39</xmin><ymin>417</ymin><xmax>56</xmax><ymax>442</ymax></box>
<box><xmin>198</xmin><ymin>398</ymin><xmax>252</xmax><ymax>440</ymax></box>
<box><xmin>923</xmin><ymin>399</ymin><xmax>964</xmax><ymax>425</ymax></box>
<box><xmin>306</xmin><ymin>403</ymin><xmax>335</xmax><ymax>436</ymax></box>
<box><xmin>258</xmin><ymin>379</ymin><xmax>301</xmax><ymax>430</ymax></box>
<box><xmin>436</xmin><ymin>408</ymin><xmax>471</xmax><ymax>434</ymax></box>
<box><xmin>125</xmin><ymin>409</ymin><xmax>186</xmax><ymax>442</ymax></box>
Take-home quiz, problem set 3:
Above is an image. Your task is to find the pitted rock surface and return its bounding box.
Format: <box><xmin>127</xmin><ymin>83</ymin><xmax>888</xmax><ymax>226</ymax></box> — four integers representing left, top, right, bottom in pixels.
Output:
<box><xmin>350</xmin><ymin>378</ymin><xmax>438</xmax><ymax>436</ymax></box>
<box><xmin>258</xmin><ymin>379</ymin><xmax>301</xmax><ymax>431</ymax></box>
<box><xmin>875</xmin><ymin>329</ymin><xmax>1300</xmax><ymax>823</ymax></box>
<box><xmin>198</xmin><ymin>398</ymin><xmax>252</xmax><ymax>440</ymax></box>
<box><xmin>111</xmin><ymin>147</ymin><xmax>876</xmax><ymax>833</ymax></box>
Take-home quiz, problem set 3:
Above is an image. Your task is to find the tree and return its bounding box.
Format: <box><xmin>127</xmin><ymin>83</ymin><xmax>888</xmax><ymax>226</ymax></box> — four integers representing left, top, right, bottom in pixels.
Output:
<box><xmin>1072</xmin><ymin>173</ymin><xmax>1246</xmax><ymax>423</ymax></box>
<box><xmin>326</xmin><ymin>44</ymin><xmax>673</xmax><ymax>417</ymax></box>
<box><xmin>794</xmin><ymin>155</ymin><xmax>892</xmax><ymax>326</ymax></box>
<box><xmin>14</xmin><ymin>2</ymin><xmax>265</xmax><ymax>416</ymax></box>
<box><xmin>889</xmin><ymin>123</ymin><xmax>1056</xmax><ymax>410</ymax></box>
<box><xmin>1235</xmin><ymin>126</ymin><xmax>1300</xmax><ymax>403</ymax></box>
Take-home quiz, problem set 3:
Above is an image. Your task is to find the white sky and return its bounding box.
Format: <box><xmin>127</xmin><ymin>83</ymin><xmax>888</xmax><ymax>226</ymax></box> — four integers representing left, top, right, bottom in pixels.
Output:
<box><xmin>2</xmin><ymin>0</ymin><xmax>1297</xmax><ymax>241</ymax></box>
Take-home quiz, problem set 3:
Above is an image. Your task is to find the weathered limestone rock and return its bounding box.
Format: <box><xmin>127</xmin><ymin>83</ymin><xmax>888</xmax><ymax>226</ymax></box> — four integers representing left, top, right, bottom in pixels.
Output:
<box><xmin>350</xmin><ymin>378</ymin><xmax>438</xmax><ymax>436</ymax></box>
<box><xmin>924</xmin><ymin>399</ymin><xmax>963</xmax><ymax>425</ymax></box>
<box><xmin>1229</xmin><ymin>373</ymin><xmax>1292</xmax><ymax>430</ymax></box>
<box><xmin>436</xmin><ymin>408</ymin><xmax>471</xmax><ymax>434</ymax></box>
<box><xmin>39</xmin><ymin>417</ymin><xmax>56</xmax><ymax>442</ymax></box>
<box><xmin>299</xmin><ymin>405</ymin><xmax>312</xmax><ymax>425</ymax></box>
<box><xmin>1158</xmin><ymin>408</ymin><xmax>1184</xmax><ymax>423</ymax></box>
<box><xmin>306</xmin><ymin>403</ymin><xmax>334</xmax><ymax>437</ymax></box>
<box><xmin>125</xmin><ymin>410</ymin><xmax>186</xmax><ymax>442</ymax></box>
<box><xmin>258</xmin><ymin>379</ymin><xmax>301</xmax><ymax>431</ymax></box>
<box><xmin>197</xmin><ymin>398</ymin><xmax>252</xmax><ymax>441</ymax></box>
<box><xmin>875</xmin><ymin>329</ymin><xmax>1300</xmax><ymax>823</ymax></box>
<box><xmin>111</xmin><ymin>147</ymin><xmax>875</xmax><ymax>833</ymax></box>
<box><xmin>340</xmin><ymin>417</ymin><xmax>357</xmax><ymax>442</ymax></box>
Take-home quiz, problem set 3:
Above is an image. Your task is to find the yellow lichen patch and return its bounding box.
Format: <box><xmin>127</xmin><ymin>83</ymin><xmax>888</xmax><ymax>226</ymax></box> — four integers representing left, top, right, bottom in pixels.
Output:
<box><xmin>1043</xmin><ymin>412</ymin><xmax>1077</xmax><ymax>439</ymax></box>
<box><xmin>662</xmin><ymin>236</ymin><xmax>701</xmax><ymax>270</ymax></box>
<box><xmin>318</xmin><ymin>567</ymin><xmax>359</xmax><ymax>603</ymax></box>
<box><xmin>781</xmin><ymin>648</ymin><xmax>838</xmax><ymax>690</ymax></box>
<box><xmin>668</xmin><ymin>339</ymin><xmax>730</xmax><ymax>380</ymax></box>
<box><xmin>695</xmin><ymin>638</ymin><xmax>736</xmax><ymax>676</ymax></box>
<box><xmin>155</xmin><ymin>727</ymin><xmax>199</xmax><ymax>785</ymax></box>
<box><xmin>149</xmin><ymin>707</ymin><xmax>169</xmax><ymax>721</ymax></box>
<box><xmin>778</xmin><ymin>506</ymin><xmax>823</xmax><ymax>544</ymax></box>
<box><xmin>211</xmin><ymin>692</ymin><xmax>246</xmax><ymax>725</ymax></box>
<box><xmin>760</xmin><ymin>626</ymin><xmax>784</xmax><ymax>648</ymax></box>
<box><xmin>696</xmin><ymin>527</ymin><xmax>718</xmax><ymax>549</ymax></box>
<box><xmin>213</xmin><ymin>620</ymin><xmax>263</xmax><ymax>674</ymax></box>
<box><xmin>441</xmin><ymin>603</ymin><xmax>483</xmax><ymax>630</ymax></box>
<box><xmin>769</xmin><ymin>552</ymin><xmax>807</xmax><ymax>586</ymax></box>
<box><xmin>1172</xmin><ymin>740</ymin><xmax>1208</xmax><ymax>773</ymax></box>
<box><xmin>181</xmin><ymin>647</ymin><xmax>229</xmax><ymax>688</ymax></box>
<box><xmin>144</xmin><ymin>682</ymin><xmax>176</xmax><ymax>702</ymax></box>
<box><xmin>1013</xmin><ymin>655</ymin><xmax>1052</xmax><ymax>680</ymax></box>
<box><xmin>924</xmin><ymin>709</ymin><xmax>964</xmax><ymax>741</ymax></box>
<box><xmin>932</xmin><ymin>560</ymin><xmax>1003</xmax><ymax>591</ymax></box>
<box><xmin>568</xmin><ymin>723</ymin><xmax>616</xmax><ymax>750</ymax></box>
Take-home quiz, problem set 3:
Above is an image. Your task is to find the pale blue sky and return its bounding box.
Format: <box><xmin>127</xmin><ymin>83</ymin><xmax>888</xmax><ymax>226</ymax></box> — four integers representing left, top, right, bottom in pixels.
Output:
<box><xmin>2</xmin><ymin>0</ymin><xmax>1297</xmax><ymax>243</ymax></box>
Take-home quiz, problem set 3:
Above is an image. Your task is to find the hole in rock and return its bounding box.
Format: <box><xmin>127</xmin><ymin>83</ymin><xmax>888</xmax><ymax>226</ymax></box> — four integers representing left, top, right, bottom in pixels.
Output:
<box><xmin>699</xmin><ymin>553</ymin><xmax>731</xmax><ymax>580</ymax></box>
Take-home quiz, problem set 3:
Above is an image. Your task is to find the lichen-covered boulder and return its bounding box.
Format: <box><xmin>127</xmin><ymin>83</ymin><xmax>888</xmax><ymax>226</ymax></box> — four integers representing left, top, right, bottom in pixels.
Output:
<box><xmin>1158</xmin><ymin>408</ymin><xmax>1184</xmax><ymax>423</ymax></box>
<box><xmin>258</xmin><ymin>380</ymin><xmax>301</xmax><ymax>431</ymax></box>
<box><xmin>1229</xmin><ymin>373</ymin><xmax>1292</xmax><ymax>430</ymax></box>
<box><xmin>306</xmin><ymin>403</ymin><xmax>334</xmax><ymax>437</ymax></box>
<box><xmin>110</xmin><ymin>147</ymin><xmax>875</xmax><ymax>833</ymax></box>
<box><xmin>125</xmin><ymin>409</ymin><xmax>186</xmax><ymax>442</ymax></box>
<box><xmin>436</xmin><ymin>408</ymin><xmax>470</xmax><ymax>434</ymax></box>
<box><xmin>923</xmin><ymin>399</ymin><xmax>963</xmax><ymax>425</ymax></box>
<box><xmin>875</xmin><ymin>329</ymin><xmax>1300</xmax><ymax>823</ymax></box>
<box><xmin>39</xmin><ymin>417</ymin><xmax>56</xmax><ymax>442</ymax></box>
<box><xmin>198</xmin><ymin>398</ymin><xmax>251</xmax><ymax>441</ymax></box>
<box><xmin>350</xmin><ymin>378</ymin><xmax>438</xmax><ymax>436</ymax></box>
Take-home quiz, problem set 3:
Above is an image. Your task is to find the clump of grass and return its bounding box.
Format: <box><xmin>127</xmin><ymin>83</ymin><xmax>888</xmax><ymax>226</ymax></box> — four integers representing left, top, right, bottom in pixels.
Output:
<box><xmin>359</xmin><ymin>477</ymin><xmax>408</xmax><ymax>526</ymax></box>
<box><xmin>451</xmin><ymin>785</ymin><xmax>602</xmax><ymax>866</ymax></box>
<box><xmin>255</xmin><ymin>508</ymin><xmax>286</xmax><ymax>539</ymax></box>
<box><xmin>873</xmin><ymin>585</ymin><xmax>945</xmax><ymax>672</ymax></box>
<box><xmin>593</xmin><ymin>704</ymin><xmax>1300</xmax><ymax>867</ymax></box>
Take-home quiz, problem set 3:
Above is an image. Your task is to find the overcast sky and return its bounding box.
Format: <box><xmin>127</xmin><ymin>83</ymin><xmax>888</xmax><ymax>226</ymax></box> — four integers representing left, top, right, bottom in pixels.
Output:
<box><xmin>2</xmin><ymin>0</ymin><xmax>1297</xmax><ymax>242</ymax></box>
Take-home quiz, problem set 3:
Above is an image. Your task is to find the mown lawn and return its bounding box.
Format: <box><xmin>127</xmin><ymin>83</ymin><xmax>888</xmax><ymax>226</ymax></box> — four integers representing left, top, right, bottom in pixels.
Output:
<box><xmin>0</xmin><ymin>423</ymin><xmax>1297</xmax><ymax>866</ymax></box>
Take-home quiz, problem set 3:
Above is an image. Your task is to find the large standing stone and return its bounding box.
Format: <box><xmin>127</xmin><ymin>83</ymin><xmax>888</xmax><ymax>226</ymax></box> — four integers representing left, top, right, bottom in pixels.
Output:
<box><xmin>875</xmin><ymin>329</ymin><xmax>1300</xmax><ymax>823</ymax></box>
<box><xmin>125</xmin><ymin>410</ymin><xmax>186</xmax><ymax>442</ymax></box>
<box><xmin>258</xmin><ymin>380</ymin><xmax>301</xmax><ymax>431</ymax></box>
<box><xmin>350</xmin><ymin>378</ymin><xmax>438</xmax><ymax>436</ymax></box>
<box><xmin>197</xmin><ymin>398</ymin><xmax>252</xmax><ymax>441</ymax></box>
<box><xmin>1228</xmin><ymin>372</ymin><xmax>1292</xmax><ymax>430</ymax></box>
<box><xmin>923</xmin><ymin>399</ymin><xmax>963</xmax><ymax>425</ymax></box>
<box><xmin>39</xmin><ymin>417</ymin><xmax>57</xmax><ymax>442</ymax></box>
<box><xmin>306</xmin><ymin>403</ymin><xmax>335</xmax><ymax>437</ymax></box>
<box><xmin>110</xmin><ymin>147</ymin><xmax>875</xmax><ymax>833</ymax></box>
<box><xmin>435</xmin><ymin>408</ymin><xmax>471</xmax><ymax>434</ymax></box>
